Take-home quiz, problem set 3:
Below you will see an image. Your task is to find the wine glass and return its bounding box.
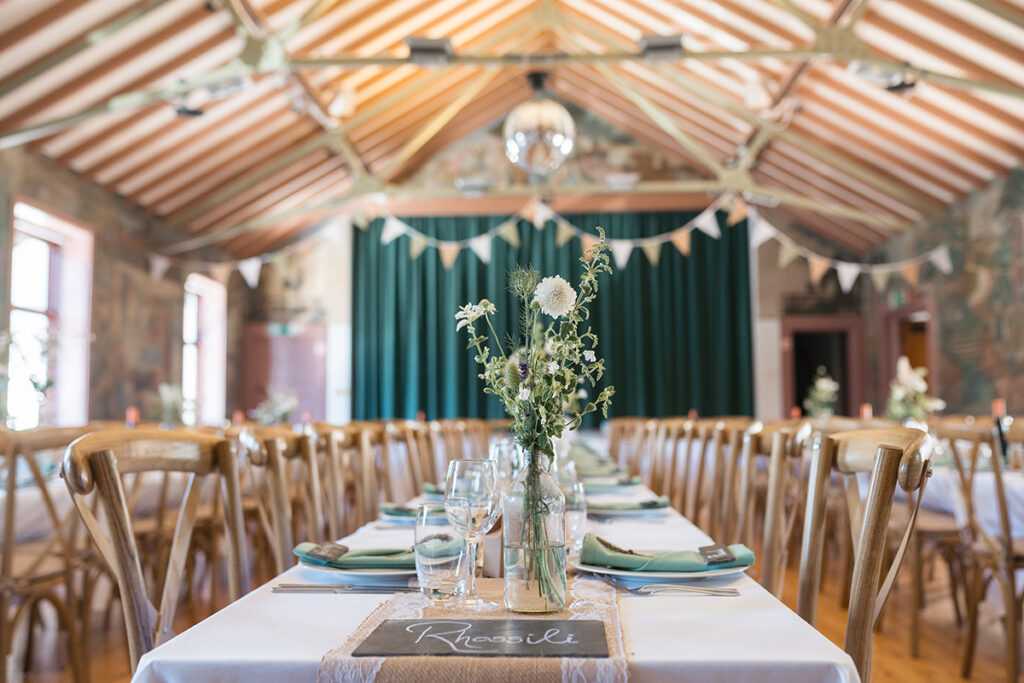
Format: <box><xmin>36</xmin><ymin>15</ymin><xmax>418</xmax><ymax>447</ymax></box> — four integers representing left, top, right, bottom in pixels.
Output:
<box><xmin>489</xmin><ymin>437</ymin><xmax>522</xmax><ymax>495</ymax></box>
<box><xmin>444</xmin><ymin>459</ymin><xmax>501</xmax><ymax>611</ymax></box>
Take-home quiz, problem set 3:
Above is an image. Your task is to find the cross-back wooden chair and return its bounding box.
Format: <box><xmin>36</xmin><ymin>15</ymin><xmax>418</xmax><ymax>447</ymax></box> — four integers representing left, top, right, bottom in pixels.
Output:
<box><xmin>666</xmin><ymin>419</ymin><xmax>703</xmax><ymax>515</ymax></box>
<box><xmin>697</xmin><ymin>417</ymin><xmax>754</xmax><ymax>542</ymax></box>
<box><xmin>735</xmin><ymin>419</ymin><xmax>812</xmax><ymax>596</ymax></box>
<box><xmin>61</xmin><ymin>429</ymin><xmax>249</xmax><ymax>674</ymax></box>
<box><xmin>315</xmin><ymin>422</ymin><xmax>387</xmax><ymax>532</ymax></box>
<box><xmin>606</xmin><ymin>417</ymin><xmax>646</xmax><ymax>473</ymax></box>
<box><xmin>431</xmin><ymin>420</ymin><xmax>467</xmax><ymax>464</ymax></box>
<box><xmin>646</xmin><ymin>418</ymin><xmax>685</xmax><ymax>497</ymax></box>
<box><xmin>1</xmin><ymin>426</ymin><xmax>95</xmax><ymax>683</ymax></box>
<box><xmin>949</xmin><ymin>418</ymin><xmax>1024</xmax><ymax>681</ymax></box>
<box><xmin>381</xmin><ymin>421</ymin><xmax>436</xmax><ymax>504</ymax></box>
<box><xmin>241</xmin><ymin>427</ymin><xmax>323</xmax><ymax>576</ymax></box>
<box><xmin>797</xmin><ymin>427</ymin><xmax>931</xmax><ymax>682</ymax></box>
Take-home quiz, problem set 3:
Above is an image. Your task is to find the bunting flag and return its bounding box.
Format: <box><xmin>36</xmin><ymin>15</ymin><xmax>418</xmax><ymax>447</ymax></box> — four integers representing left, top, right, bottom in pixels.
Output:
<box><xmin>748</xmin><ymin>213</ymin><xmax>774</xmax><ymax>248</ymax></box>
<box><xmin>869</xmin><ymin>269</ymin><xmax>890</xmax><ymax>292</ymax></box>
<box><xmin>579</xmin><ymin>233</ymin><xmax>599</xmax><ymax>261</ymax></box>
<box><xmin>148</xmin><ymin>254</ymin><xmax>171</xmax><ymax>282</ymax></box>
<box><xmin>237</xmin><ymin>257</ymin><xmax>263</xmax><ymax>289</ymax></box>
<box><xmin>836</xmin><ymin>262</ymin><xmax>861</xmax><ymax>293</ymax></box>
<box><xmin>555</xmin><ymin>219</ymin><xmax>576</xmax><ymax>247</ymax></box>
<box><xmin>726</xmin><ymin>198</ymin><xmax>748</xmax><ymax>226</ymax></box>
<box><xmin>409</xmin><ymin>235</ymin><xmax>429</xmax><ymax>260</ymax></box>
<box><xmin>778</xmin><ymin>241</ymin><xmax>801</xmax><ymax>268</ymax></box>
<box><xmin>610</xmin><ymin>239</ymin><xmax>634</xmax><ymax>269</ymax></box>
<box><xmin>469</xmin><ymin>234</ymin><xmax>491</xmax><ymax>264</ymax></box>
<box><xmin>670</xmin><ymin>228</ymin><xmax>691</xmax><ymax>256</ymax></box>
<box><xmin>899</xmin><ymin>262</ymin><xmax>920</xmax><ymax>286</ymax></box>
<box><xmin>930</xmin><ymin>245</ymin><xmax>953</xmax><ymax>274</ymax></box>
<box><xmin>496</xmin><ymin>219</ymin><xmax>521</xmax><ymax>247</ymax></box>
<box><xmin>641</xmin><ymin>241</ymin><xmax>662</xmax><ymax>266</ymax></box>
<box><xmin>380</xmin><ymin>215</ymin><xmax>408</xmax><ymax>244</ymax></box>
<box><xmin>438</xmin><ymin>244</ymin><xmax>460</xmax><ymax>269</ymax></box>
<box><xmin>807</xmin><ymin>256</ymin><xmax>831</xmax><ymax>285</ymax></box>
<box><xmin>530</xmin><ymin>199</ymin><xmax>554</xmax><ymax>229</ymax></box>
<box><xmin>693</xmin><ymin>210</ymin><xmax>721</xmax><ymax>238</ymax></box>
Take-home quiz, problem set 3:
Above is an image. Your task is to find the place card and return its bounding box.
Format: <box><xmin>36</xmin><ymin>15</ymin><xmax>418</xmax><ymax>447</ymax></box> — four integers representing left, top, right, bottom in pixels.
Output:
<box><xmin>351</xmin><ymin>619</ymin><xmax>609</xmax><ymax>658</ymax></box>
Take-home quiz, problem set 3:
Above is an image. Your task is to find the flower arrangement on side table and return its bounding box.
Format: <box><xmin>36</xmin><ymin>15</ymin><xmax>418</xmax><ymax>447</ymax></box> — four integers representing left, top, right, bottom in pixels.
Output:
<box><xmin>885</xmin><ymin>356</ymin><xmax>946</xmax><ymax>425</ymax></box>
<box><xmin>803</xmin><ymin>366</ymin><xmax>839</xmax><ymax>419</ymax></box>
<box><xmin>455</xmin><ymin>228</ymin><xmax>615</xmax><ymax>613</ymax></box>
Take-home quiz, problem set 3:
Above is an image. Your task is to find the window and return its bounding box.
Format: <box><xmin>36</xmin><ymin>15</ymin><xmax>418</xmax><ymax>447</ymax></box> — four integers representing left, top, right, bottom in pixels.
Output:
<box><xmin>8</xmin><ymin>202</ymin><xmax>93</xmax><ymax>430</ymax></box>
<box><xmin>182</xmin><ymin>273</ymin><xmax>226</xmax><ymax>426</ymax></box>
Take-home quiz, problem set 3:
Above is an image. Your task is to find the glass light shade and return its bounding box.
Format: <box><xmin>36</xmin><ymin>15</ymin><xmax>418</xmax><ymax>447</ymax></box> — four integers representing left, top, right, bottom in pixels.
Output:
<box><xmin>502</xmin><ymin>98</ymin><xmax>575</xmax><ymax>175</ymax></box>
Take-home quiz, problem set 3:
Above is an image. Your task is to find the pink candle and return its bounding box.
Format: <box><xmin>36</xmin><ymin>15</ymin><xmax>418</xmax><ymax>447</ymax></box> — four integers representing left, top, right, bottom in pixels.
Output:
<box><xmin>860</xmin><ymin>403</ymin><xmax>873</xmax><ymax>419</ymax></box>
<box><xmin>125</xmin><ymin>406</ymin><xmax>139</xmax><ymax>428</ymax></box>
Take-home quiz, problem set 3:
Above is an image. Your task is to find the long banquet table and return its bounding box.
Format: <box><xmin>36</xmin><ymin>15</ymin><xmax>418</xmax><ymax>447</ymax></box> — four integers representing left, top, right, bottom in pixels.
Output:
<box><xmin>133</xmin><ymin>483</ymin><xmax>859</xmax><ymax>683</ymax></box>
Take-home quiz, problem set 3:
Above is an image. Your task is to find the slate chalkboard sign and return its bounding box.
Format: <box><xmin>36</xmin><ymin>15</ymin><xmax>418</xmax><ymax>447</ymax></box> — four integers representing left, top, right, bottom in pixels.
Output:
<box><xmin>351</xmin><ymin>619</ymin><xmax>609</xmax><ymax>658</ymax></box>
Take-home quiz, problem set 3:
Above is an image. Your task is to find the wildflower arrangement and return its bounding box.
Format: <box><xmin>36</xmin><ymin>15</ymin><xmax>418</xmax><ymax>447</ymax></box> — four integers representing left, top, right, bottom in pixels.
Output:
<box><xmin>803</xmin><ymin>366</ymin><xmax>839</xmax><ymax>418</ymax></box>
<box><xmin>885</xmin><ymin>356</ymin><xmax>946</xmax><ymax>424</ymax></box>
<box><xmin>157</xmin><ymin>383</ymin><xmax>185</xmax><ymax>426</ymax></box>
<box><xmin>251</xmin><ymin>388</ymin><xmax>300</xmax><ymax>425</ymax></box>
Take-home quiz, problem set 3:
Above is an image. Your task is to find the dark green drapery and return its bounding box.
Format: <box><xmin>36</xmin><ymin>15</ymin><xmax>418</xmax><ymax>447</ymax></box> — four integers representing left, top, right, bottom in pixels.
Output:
<box><xmin>353</xmin><ymin>210</ymin><xmax>753</xmax><ymax>421</ymax></box>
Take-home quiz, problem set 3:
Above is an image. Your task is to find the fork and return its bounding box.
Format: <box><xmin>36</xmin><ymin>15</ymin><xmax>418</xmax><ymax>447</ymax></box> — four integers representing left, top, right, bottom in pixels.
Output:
<box><xmin>593</xmin><ymin>573</ymin><xmax>740</xmax><ymax>596</ymax></box>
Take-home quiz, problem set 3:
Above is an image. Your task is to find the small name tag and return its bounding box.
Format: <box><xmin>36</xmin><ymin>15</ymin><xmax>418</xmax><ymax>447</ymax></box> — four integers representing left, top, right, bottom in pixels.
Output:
<box><xmin>351</xmin><ymin>619</ymin><xmax>609</xmax><ymax>658</ymax></box>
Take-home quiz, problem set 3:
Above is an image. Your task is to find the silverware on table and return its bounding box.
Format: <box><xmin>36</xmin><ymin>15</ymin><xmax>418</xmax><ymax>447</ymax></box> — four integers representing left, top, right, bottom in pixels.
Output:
<box><xmin>272</xmin><ymin>583</ymin><xmax>419</xmax><ymax>594</ymax></box>
<box><xmin>593</xmin><ymin>573</ymin><xmax>740</xmax><ymax>596</ymax></box>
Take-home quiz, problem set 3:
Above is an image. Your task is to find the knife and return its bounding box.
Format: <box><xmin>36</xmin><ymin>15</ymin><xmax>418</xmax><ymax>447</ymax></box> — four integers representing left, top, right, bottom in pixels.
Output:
<box><xmin>272</xmin><ymin>583</ymin><xmax>419</xmax><ymax>594</ymax></box>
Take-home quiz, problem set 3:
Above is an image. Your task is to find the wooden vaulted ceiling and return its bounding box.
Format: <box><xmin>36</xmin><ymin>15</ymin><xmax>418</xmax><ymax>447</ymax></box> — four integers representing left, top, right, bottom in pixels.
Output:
<box><xmin>1</xmin><ymin>0</ymin><xmax>1023</xmax><ymax>258</ymax></box>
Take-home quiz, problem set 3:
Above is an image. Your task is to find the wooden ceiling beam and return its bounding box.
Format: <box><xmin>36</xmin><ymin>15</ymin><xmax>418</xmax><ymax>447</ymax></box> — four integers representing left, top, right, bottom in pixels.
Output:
<box><xmin>760</xmin><ymin>205</ymin><xmax>876</xmax><ymax>253</ymax></box>
<box><xmin>0</xmin><ymin>0</ymin><xmax>94</xmax><ymax>53</ymax></box>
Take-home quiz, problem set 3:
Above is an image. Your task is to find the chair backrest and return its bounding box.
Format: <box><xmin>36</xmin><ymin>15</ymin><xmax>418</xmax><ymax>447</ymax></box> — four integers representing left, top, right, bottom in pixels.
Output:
<box><xmin>698</xmin><ymin>417</ymin><xmax>753</xmax><ymax>540</ymax></box>
<box><xmin>62</xmin><ymin>429</ymin><xmax>249</xmax><ymax>672</ymax></box>
<box><xmin>667</xmin><ymin>420</ymin><xmax>703</xmax><ymax>515</ymax></box>
<box><xmin>243</xmin><ymin>427</ymin><xmax>322</xmax><ymax>574</ymax></box>
<box><xmin>797</xmin><ymin>427</ymin><xmax>930</xmax><ymax>681</ymax></box>
<box><xmin>736</xmin><ymin>419</ymin><xmax>812</xmax><ymax>595</ymax></box>
<box><xmin>606</xmin><ymin>417</ymin><xmax>646</xmax><ymax>472</ymax></box>
<box><xmin>382</xmin><ymin>420</ymin><xmax>437</xmax><ymax>503</ymax></box>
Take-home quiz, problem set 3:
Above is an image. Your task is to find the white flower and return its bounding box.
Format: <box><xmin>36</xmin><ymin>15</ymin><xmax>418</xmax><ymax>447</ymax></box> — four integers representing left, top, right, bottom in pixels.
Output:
<box><xmin>547</xmin><ymin>361</ymin><xmax>558</xmax><ymax>373</ymax></box>
<box><xmin>896</xmin><ymin>356</ymin><xmax>928</xmax><ymax>394</ymax></box>
<box><xmin>478</xmin><ymin>299</ymin><xmax>496</xmax><ymax>315</ymax></box>
<box><xmin>517</xmin><ymin>387</ymin><xmax>530</xmax><ymax>401</ymax></box>
<box><xmin>583</xmin><ymin>349</ymin><xmax>596</xmax><ymax>363</ymax></box>
<box><xmin>455</xmin><ymin>302</ymin><xmax>482</xmax><ymax>330</ymax></box>
<box><xmin>533</xmin><ymin>275</ymin><xmax>577</xmax><ymax>318</ymax></box>
<box><xmin>577</xmin><ymin>388</ymin><xmax>588</xmax><ymax>399</ymax></box>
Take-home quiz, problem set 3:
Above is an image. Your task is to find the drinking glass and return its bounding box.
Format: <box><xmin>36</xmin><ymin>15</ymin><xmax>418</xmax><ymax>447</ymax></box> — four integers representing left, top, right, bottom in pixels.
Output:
<box><xmin>489</xmin><ymin>437</ymin><xmax>522</xmax><ymax>495</ymax></box>
<box><xmin>564</xmin><ymin>477</ymin><xmax>588</xmax><ymax>555</ymax></box>
<box><xmin>444</xmin><ymin>459</ymin><xmax>501</xmax><ymax>611</ymax></box>
<box><xmin>414</xmin><ymin>503</ymin><xmax>468</xmax><ymax>604</ymax></box>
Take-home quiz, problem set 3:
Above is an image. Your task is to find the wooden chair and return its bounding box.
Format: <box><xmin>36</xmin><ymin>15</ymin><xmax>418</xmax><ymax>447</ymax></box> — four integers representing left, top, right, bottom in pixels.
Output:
<box><xmin>1</xmin><ymin>426</ymin><xmax>94</xmax><ymax>683</ymax></box>
<box><xmin>797</xmin><ymin>427</ymin><xmax>931</xmax><ymax>682</ymax></box>
<box><xmin>666</xmin><ymin>420</ymin><xmax>705</xmax><ymax>516</ymax></box>
<box><xmin>954</xmin><ymin>418</ymin><xmax>1023</xmax><ymax>681</ymax></box>
<box><xmin>736</xmin><ymin>419</ymin><xmax>812</xmax><ymax>596</ymax></box>
<box><xmin>606</xmin><ymin>417</ymin><xmax>646</xmax><ymax>473</ymax></box>
<box><xmin>697</xmin><ymin>417</ymin><xmax>754</xmax><ymax>541</ymax></box>
<box><xmin>241</xmin><ymin>427</ymin><xmax>323</xmax><ymax>575</ymax></box>
<box><xmin>382</xmin><ymin>420</ymin><xmax>437</xmax><ymax>503</ymax></box>
<box><xmin>314</xmin><ymin>422</ymin><xmax>387</xmax><ymax>532</ymax></box>
<box><xmin>61</xmin><ymin>429</ymin><xmax>249</xmax><ymax>673</ymax></box>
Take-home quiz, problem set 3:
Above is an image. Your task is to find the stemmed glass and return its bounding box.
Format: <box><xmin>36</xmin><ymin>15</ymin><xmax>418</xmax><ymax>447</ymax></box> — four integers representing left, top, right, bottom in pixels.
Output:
<box><xmin>444</xmin><ymin>459</ymin><xmax>501</xmax><ymax>611</ymax></box>
<box><xmin>489</xmin><ymin>437</ymin><xmax>522</xmax><ymax>495</ymax></box>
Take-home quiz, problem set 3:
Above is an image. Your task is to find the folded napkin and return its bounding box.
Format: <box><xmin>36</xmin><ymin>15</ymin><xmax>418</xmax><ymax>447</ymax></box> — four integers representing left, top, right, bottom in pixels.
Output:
<box><xmin>293</xmin><ymin>542</ymin><xmax>415</xmax><ymax>570</ymax></box>
<box><xmin>422</xmin><ymin>482</ymin><xmax>444</xmax><ymax>497</ymax></box>
<box><xmin>584</xmin><ymin>476</ymin><xmax>642</xmax><ymax>490</ymax></box>
<box><xmin>579</xmin><ymin>534</ymin><xmax>755</xmax><ymax>572</ymax></box>
<box><xmin>415</xmin><ymin>532</ymin><xmax>466</xmax><ymax>559</ymax></box>
<box><xmin>378</xmin><ymin>502</ymin><xmax>446</xmax><ymax>518</ymax></box>
<box><xmin>586</xmin><ymin>496</ymin><xmax>670</xmax><ymax>512</ymax></box>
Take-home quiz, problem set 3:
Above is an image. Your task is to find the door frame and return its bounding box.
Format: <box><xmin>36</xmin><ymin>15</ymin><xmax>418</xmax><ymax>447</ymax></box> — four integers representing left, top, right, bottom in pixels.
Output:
<box><xmin>780</xmin><ymin>314</ymin><xmax>865</xmax><ymax>415</ymax></box>
<box><xmin>882</xmin><ymin>288</ymin><xmax>939</xmax><ymax>402</ymax></box>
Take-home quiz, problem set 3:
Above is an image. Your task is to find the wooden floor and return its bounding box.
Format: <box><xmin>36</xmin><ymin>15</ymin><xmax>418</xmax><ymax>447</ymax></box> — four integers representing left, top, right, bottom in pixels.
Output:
<box><xmin>13</xmin><ymin>556</ymin><xmax>1009</xmax><ymax>682</ymax></box>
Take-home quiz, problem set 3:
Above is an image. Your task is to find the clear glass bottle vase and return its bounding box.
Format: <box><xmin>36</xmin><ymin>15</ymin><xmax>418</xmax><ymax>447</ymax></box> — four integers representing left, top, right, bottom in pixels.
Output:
<box><xmin>502</xmin><ymin>448</ymin><xmax>568</xmax><ymax>613</ymax></box>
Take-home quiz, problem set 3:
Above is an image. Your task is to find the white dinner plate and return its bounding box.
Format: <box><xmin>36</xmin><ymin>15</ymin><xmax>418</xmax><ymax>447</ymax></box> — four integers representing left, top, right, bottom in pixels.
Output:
<box><xmin>570</xmin><ymin>557</ymin><xmax>752</xmax><ymax>581</ymax></box>
<box><xmin>377</xmin><ymin>513</ymin><xmax>418</xmax><ymax>525</ymax></box>
<box><xmin>297</xmin><ymin>558</ymin><xmax>417</xmax><ymax>578</ymax></box>
<box><xmin>586</xmin><ymin>507</ymin><xmax>671</xmax><ymax>518</ymax></box>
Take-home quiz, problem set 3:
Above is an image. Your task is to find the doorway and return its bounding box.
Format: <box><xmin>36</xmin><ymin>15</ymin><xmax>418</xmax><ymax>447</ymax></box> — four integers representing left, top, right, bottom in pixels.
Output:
<box><xmin>884</xmin><ymin>301</ymin><xmax>937</xmax><ymax>401</ymax></box>
<box><xmin>793</xmin><ymin>331</ymin><xmax>850</xmax><ymax>417</ymax></box>
<box><xmin>781</xmin><ymin>314</ymin><xmax>865</xmax><ymax>417</ymax></box>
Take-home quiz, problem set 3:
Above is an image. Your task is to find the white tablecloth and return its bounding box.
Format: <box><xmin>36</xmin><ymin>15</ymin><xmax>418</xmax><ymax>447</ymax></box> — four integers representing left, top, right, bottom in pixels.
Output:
<box><xmin>133</xmin><ymin>484</ymin><xmax>858</xmax><ymax>682</ymax></box>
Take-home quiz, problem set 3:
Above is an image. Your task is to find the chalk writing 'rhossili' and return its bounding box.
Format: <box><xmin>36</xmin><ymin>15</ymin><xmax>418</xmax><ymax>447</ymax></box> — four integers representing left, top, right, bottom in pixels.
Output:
<box><xmin>405</xmin><ymin>621</ymin><xmax>579</xmax><ymax>654</ymax></box>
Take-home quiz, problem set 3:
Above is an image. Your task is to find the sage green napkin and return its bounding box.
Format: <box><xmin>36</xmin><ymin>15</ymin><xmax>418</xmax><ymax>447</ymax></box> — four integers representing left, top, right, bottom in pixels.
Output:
<box><xmin>422</xmin><ymin>482</ymin><xmax>444</xmax><ymax>497</ymax></box>
<box><xmin>415</xmin><ymin>532</ymin><xmax>466</xmax><ymax>559</ymax></box>
<box><xmin>293</xmin><ymin>542</ymin><xmax>415</xmax><ymax>569</ymax></box>
<box><xmin>584</xmin><ymin>476</ymin><xmax>642</xmax><ymax>490</ymax></box>
<box><xmin>579</xmin><ymin>534</ymin><xmax>755</xmax><ymax>572</ymax></box>
<box><xmin>586</xmin><ymin>496</ymin><xmax>670</xmax><ymax>512</ymax></box>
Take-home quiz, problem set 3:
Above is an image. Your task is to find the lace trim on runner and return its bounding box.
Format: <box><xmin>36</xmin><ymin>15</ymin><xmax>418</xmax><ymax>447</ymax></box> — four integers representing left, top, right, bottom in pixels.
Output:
<box><xmin>562</xmin><ymin>577</ymin><xmax>628</xmax><ymax>683</ymax></box>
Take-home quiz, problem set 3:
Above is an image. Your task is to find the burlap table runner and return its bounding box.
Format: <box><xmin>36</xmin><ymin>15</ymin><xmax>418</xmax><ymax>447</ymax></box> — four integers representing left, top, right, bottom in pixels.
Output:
<box><xmin>318</xmin><ymin>577</ymin><xmax>627</xmax><ymax>683</ymax></box>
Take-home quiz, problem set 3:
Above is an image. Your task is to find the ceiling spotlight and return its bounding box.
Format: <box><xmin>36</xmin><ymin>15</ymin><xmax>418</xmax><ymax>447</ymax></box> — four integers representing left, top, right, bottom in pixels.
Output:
<box><xmin>885</xmin><ymin>79</ymin><xmax>917</xmax><ymax>96</ymax></box>
<box><xmin>405</xmin><ymin>37</ymin><xmax>453</xmax><ymax>65</ymax></box>
<box><xmin>638</xmin><ymin>34</ymin><xmax>685</xmax><ymax>61</ymax></box>
<box><xmin>455</xmin><ymin>175</ymin><xmax>495</xmax><ymax>196</ymax></box>
<box><xmin>848</xmin><ymin>60</ymin><xmax>906</xmax><ymax>88</ymax></box>
<box><xmin>175</xmin><ymin>105</ymin><xmax>204</xmax><ymax>117</ymax></box>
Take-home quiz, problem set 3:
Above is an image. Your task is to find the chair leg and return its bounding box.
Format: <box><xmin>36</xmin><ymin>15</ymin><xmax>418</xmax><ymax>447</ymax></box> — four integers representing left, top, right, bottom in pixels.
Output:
<box><xmin>910</xmin><ymin>532</ymin><xmax>922</xmax><ymax>657</ymax></box>
<box><xmin>999</xmin><ymin>580</ymin><xmax>1020</xmax><ymax>683</ymax></box>
<box><xmin>962</xmin><ymin>564</ymin><xmax>984</xmax><ymax>679</ymax></box>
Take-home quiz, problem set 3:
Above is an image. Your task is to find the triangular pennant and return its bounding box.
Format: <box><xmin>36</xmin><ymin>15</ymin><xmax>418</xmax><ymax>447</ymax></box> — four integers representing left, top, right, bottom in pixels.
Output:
<box><xmin>207</xmin><ymin>262</ymin><xmax>233</xmax><ymax>285</ymax></box>
<box><xmin>869</xmin><ymin>269</ymin><xmax>890</xmax><ymax>292</ymax></box>
<box><xmin>807</xmin><ymin>255</ymin><xmax>831</xmax><ymax>285</ymax></box>
<box><xmin>930</xmin><ymin>245</ymin><xmax>953</xmax><ymax>275</ymax></box>
<box><xmin>748</xmin><ymin>214</ymin><xmax>775</xmax><ymax>248</ymax></box>
<box><xmin>555</xmin><ymin>219</ymin><xmax>576</xmax><ymax>247</ymax></box>
<box><xmin>323</xmin><ymin>215</ymin><xmax>351</xmax><ymax>246</ymax></box>
<box><xmin>438</xmin><ymin>244</ymin><xmax>460</xmax><ymax>269</ymax></box>
<box><xmin>148</xmin><ymin>254</ymin><xmax>171</xmax><ymax>281</ymax></box>
<box><xmin>610</xmin><ymin>239</ymin><xmax>633</xmax><ymax>269</ymax></box>
<box><xmin>641</xmin><ymin>241</ymin><xmax>662</xmax><ymax>266</ymax></box>
<box><xmin>530</xmin><ymin>199</ymin><xmax>554</xmax><ymax>229</ymax></box>
<box><xmin>380</xmin><ymin>215</ymin><xmax>408</xmax><ymax>244</ymax></box>
<box><xmin>409</xmin><ymin>235</ymin><xmax>429</xmax><ymax>260</ymax></box>
<box><xmin>726</xmin><ymin>198</ymin><xmax>748</xmax><ymax>226</ymax></box>
<box><xmin>693</xmin><ymin>210</ymin><xmax>721</xmax><ymax>238</ymax></box>
<box><xmin>237</xmin><ymin>257</ymin><xmax>263</xmax><ymax>289</ymax></box>
<box><xmin>836</xmin><ymin>262</ymin><xmax>861</xmax><ymax>293</ymax></box>
<box><xmin>469</xmin><ymin>235</ymin><xmax>491</xmax><ymax>264</ymax></box>
<box><xmin>496</xmin><ymin>219</ymin><xmax>521</xmax><ymax>248</ymax></box>
<box><xmin>670</xmin><ymin>228</ymin><xmax>691</xmax><ymax>256</ymax></box>
<box><xmin>579</xmin><ymin>233</ymin><xmax>599</xmax><ymax>261</ymax></box>
<box><xmin>900</xmin><ymin>261</ymin><xmax>920</xmax><ymax>286</ymax></box>
<box><xmin>778</xmin><ymin>241</ymin><xmax>800</xmax><ymax>268</ymax></box>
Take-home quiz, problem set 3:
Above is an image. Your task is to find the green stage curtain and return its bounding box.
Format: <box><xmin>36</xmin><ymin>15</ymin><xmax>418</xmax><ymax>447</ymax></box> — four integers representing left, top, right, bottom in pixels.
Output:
<box><xmin>353</xmin><ymin>210</ymin><xmax>753</xmax><ymax>421</ymax></box>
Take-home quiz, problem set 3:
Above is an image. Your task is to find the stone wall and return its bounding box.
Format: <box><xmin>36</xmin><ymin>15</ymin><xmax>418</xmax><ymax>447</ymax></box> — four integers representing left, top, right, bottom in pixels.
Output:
<box><xmin>0</xmin><ymin>148</ymin><xmax>186</xmax><ymax>421</ymax></box>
